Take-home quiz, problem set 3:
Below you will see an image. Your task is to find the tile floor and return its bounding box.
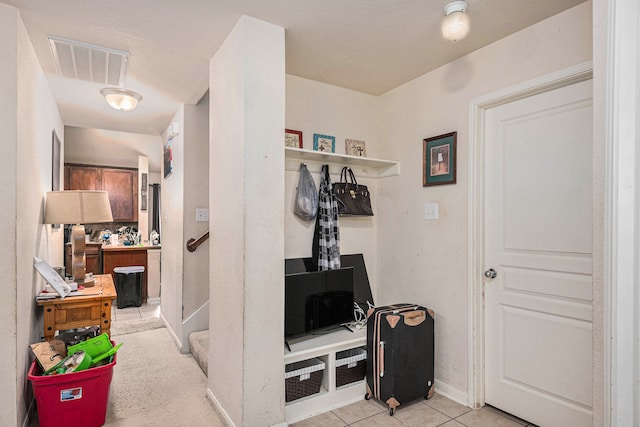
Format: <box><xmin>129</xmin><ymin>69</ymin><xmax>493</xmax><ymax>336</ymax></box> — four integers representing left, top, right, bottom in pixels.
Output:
<box><xmin>292</xmin><ymin>394</ymin><xmax>538</xmax><ymax>427</ymax></box>
<box><xmin>111</xmin><ymin>300</ymin><xmax>161</xmax><ymax>322</ymax></box>
<box><xmin>111</xmin><ymin>302</ymin><xmax>537</xmax><ymax>427</ymax></box>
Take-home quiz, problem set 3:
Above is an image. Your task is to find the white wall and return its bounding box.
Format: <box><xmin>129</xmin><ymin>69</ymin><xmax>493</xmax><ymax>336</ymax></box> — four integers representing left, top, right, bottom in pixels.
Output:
<box><xmin>182</xmin><ymin>92</ymin><xmax>210</xmax><ymax>320</ymax></box>
<box><xmin>0</xmin><ymin>6</ymin><xmax>64</xmax><ymax>425</ymax></box>
<box><xmin>137</xmin><ymin>156</ymin><xmax>149</xmax><ymax>242</ymax></box>
<box><xmin>209</xmin><ymin>15</ymin><xmax>285</xmax><ymax>427</ymax></box>
<box><xmin>160</xmin><ymin>106</ymin><xmax>185</xmax><ymax>347</ymax></box>
<box><xmin>284</xmin><ymin>75</ymin><xmax>381</xmax><ymax>300</ymax></box>
<box><xmin>377</xmin><ymin>2</ymin><xmax>593</xmax><ymax>400</ymax></box>
<box><xmin>65</xmin><ymin>126</ymin><xmax>163</xmax><ymax>172</ymax></box>
<box><xmin>0</xmin><ymin>6</ymin><xmax>19</xmax><ymax>426</ymax></box>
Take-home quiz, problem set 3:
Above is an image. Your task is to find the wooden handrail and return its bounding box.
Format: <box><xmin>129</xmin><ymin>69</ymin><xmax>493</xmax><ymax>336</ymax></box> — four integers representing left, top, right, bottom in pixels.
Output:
<box><xmin>186</xmin><ymin>231</ymin><xmax>209</xmax><ymax>252</ymax></box>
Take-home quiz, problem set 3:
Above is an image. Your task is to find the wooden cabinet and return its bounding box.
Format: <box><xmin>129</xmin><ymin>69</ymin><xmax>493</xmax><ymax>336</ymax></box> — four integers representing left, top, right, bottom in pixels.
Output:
<box><xmin>102</xmin><ymin>248</ymin><xmax>148</xmax><ymax>303</ymax></box>
<box><xmin>65</xmin><ymin>242</ymin><xmax>102</xmax><ymax>277</ymax></box>
<box><xmin>65</xmin><ymin>164</ymin><xmax>138</xmax><ymax>222</ymax></box>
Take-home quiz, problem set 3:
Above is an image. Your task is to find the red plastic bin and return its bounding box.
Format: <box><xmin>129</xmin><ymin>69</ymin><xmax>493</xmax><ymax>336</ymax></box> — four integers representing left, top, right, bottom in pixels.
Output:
<box><xmin>28</xmin><ymin>352</ymin><xmax>117</xmax><ymax>427</ymax></box>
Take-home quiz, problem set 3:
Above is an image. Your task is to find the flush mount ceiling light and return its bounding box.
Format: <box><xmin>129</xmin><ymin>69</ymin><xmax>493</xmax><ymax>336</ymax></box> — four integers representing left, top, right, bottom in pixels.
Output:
<box><xmin>441</xmin><ymin>0</ymin><xmax>470</xmax><ymax>42</ymax></box>
<box><xmin>100</xmin><ymin>87</ymin><xmax>142</xmax><ymax>111</ymax></box>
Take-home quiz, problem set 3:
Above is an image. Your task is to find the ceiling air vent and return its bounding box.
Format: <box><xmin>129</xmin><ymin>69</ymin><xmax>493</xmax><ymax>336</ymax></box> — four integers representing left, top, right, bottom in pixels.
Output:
<box><xmin>48</xmin><ymin>36</ymin><xmax>129</xmax><ymax>86</ymax></box>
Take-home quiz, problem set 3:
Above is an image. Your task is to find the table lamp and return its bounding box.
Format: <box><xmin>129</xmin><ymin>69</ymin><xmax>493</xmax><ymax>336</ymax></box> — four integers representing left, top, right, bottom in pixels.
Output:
<box><xmin>45</xmin><ymin>190</ymin><xmax>113</xmax><ymax>287</ymax></box>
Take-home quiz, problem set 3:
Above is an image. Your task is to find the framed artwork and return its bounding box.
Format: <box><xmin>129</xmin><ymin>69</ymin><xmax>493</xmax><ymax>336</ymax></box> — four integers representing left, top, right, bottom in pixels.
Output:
<box><xmin>51</xmin><ymin>130</ymin><xmax>61</xmax><ymax>228</ymax></box>
<box><xmin>313</xmin><ymin>134</ymin><xmax>335</xmax><ymax>153</ymax></box>
<box><xmin>285</xmin><ymin>129</ymin><xmax>303</xmax><ymax>148</ymax></box>
<box><xmin>345</xmin><ymin>139</ymin><xmax>366</xmax><ymax>157</ymax></box>
<box><xmin>163</xmin><ymin>139</ymin><xmax>173</xmax><ymax>179</ymax></box>
<box><xmin>423</xmin><ymin>132</ymin><xmax>457</xmax><ymax>186</ymax></box>
<box><xmin>141</xmin><ymin>173</ymin><xmax>148</xmax><ymax>211</ymax></box>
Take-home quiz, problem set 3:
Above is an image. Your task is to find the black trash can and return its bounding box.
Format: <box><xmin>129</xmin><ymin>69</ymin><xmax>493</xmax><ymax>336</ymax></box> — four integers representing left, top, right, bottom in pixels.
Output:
<box><xmin>113</xmin><ymin>266</ymin><xmax>145</xmax><ymax>309</ymax></box>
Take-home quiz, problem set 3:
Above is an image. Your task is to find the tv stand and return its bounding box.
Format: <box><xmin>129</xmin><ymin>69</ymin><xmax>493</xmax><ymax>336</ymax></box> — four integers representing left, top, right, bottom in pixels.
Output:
<box><xmin>284</xmin><ymin>328</ymin><xmax>366</xmax><ymax>424</ymax></box>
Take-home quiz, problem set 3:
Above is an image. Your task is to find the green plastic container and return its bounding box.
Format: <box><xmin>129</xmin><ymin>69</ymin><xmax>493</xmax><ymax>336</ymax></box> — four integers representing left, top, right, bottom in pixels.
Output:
<box><xmin>67</xmin><ymin>333</ymin><xmax>112</xmax><ymax>359</ymax></box>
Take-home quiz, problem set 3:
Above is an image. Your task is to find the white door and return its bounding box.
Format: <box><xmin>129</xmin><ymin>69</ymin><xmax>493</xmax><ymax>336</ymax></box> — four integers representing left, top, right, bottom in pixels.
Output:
<box><xmin>484</xmin><ymin>79</ymin><xmax>593</xmax><ymax>427</ymax></box>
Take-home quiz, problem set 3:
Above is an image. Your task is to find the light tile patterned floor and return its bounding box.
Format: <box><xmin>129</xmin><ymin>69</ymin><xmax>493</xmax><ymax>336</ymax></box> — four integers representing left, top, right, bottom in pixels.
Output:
<box><xmin>292</xmin><ymin>393</ymin><xmax>538</xmax><ymax>427</ymax></box>
<box><xmin>111</xmin><ymin>300</ymin><xmax>161</xmax><ymax>321</ymax></box>
<box><xmin>112</xmin><ymin>303</ymin><xmax>537</xmax><ymax>427</ymax></box>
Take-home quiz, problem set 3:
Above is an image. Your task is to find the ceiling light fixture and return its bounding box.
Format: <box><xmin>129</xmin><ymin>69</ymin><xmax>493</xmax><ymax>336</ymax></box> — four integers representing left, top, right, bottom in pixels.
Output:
<box><xmin>441</xmin><ymin>0</ymin><xmax>470</xmax><ymax>42</ymax></box>
<box><xmin>100</xmin><ymin>87</ymin><xmax>142</xmax><ymax>111</ymax></box>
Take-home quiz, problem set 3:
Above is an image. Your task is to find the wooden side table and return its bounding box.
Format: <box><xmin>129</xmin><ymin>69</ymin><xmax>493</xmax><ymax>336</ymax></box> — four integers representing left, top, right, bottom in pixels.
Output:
<box><xmin>37</xmin><ymin>274</ymin><xmax>117</xmax><ymax>341</ymax></box>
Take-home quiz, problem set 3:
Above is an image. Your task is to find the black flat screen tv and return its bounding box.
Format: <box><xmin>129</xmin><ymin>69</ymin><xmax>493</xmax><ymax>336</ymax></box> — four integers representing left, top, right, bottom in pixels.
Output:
<box><xmin>285</xmin><ymin>254</ymin><xmax>374</xmax><ymax>310</ymax></box>
<box><xmin>284</xmin><ymin>267</ymin><xmax>354</xmax><ymax>340</ymax></box>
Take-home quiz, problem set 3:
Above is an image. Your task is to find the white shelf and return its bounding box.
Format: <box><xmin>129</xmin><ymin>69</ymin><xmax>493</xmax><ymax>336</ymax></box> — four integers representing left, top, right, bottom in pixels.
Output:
<box><xmin>284</xmin><ymin>328</ymin><xmax>367</xmax><ymax>424</ymax></box>
<box><xmin>285</xmin><ymin>147</ymin><xmax>399</xmax><ymax>178</ymax></box>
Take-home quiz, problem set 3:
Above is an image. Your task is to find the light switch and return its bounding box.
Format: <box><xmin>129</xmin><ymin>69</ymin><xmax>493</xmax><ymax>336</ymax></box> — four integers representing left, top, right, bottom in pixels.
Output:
<box><xmin>196</xmin><ymin>208</ymin><xmax>209</xmax><ymax>222</ymax></box>
<box><xmin>424</xmin><ymin>203</ymin><xmax>439</xmax><ymax>220</ymax></box>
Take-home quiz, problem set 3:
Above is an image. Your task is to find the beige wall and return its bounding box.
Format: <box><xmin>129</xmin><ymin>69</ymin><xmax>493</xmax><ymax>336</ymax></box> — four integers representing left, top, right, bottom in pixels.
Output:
<box><xmin>0</xmin><ymin>6</ymin><xmax>19</xmax><ymax>425</ymax></box>
<box><xmin>0</xmin><ymin>6</ymin><xmax>64</xmax><ymax>425</ymax></box>
<box><xmin>284</xmin><ymin>75</ymin><xmax>381</xmax><ymax>301</ymax></box>
<box><xmin>160</xmin><ymin>105</ymin><xmax>186</xmax><ymax>346</ymax></box>
<box><xmin>64</xmin><ymin>126</ymin><xmax>162</xmax><ymax>172</ymax></box>
<box><xmin>377</xmin><ymin>2</ymin><xmax>593</xmax><ymax>400</ymax></box>
<box><xmin>209</xmin><ymin>15</ymin><xmax>286</xmax><ymax>427</ymax></box>
<box><xmin>182</xmin><ymin>92</ymin><xmax>210</xmax><ymax>320</ymax></box>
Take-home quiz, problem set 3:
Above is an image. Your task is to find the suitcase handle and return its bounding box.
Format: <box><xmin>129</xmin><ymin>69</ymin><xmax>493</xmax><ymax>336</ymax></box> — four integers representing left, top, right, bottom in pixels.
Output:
<box><xmin>379</xmin><ymin>341</ymin><xmax>385</xmax><ymax>378</ymax></box>
<box><xmin>404</xmin><ymin>310</ymin><xmax>426</xmax><ymax>326</ymax></box>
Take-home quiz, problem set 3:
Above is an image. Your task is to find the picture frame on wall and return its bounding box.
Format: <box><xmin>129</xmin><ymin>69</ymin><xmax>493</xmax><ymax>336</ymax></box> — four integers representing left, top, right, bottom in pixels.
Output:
<box><xmin>313</xmin><ymin>134</ymin><xmax>335</xmax><ymax>153</ymax></box>
<box><xmin>141</xmin><ymin>173</ymin><xmax>148</xmax><ymax>211</ymax></box>
<box><xmin>51</xmin><ymin>130</ymin><xmax>61</xmax><ymax>228</ymax></box>
<box><xmin>345</xmin><ymin>139</ymin><xmax>366</xmax><ymax>157</ymax></box>
<box><xmin>423</xmin><ymin>132</ymin><xmax>457</xmax><ymax>186</ymax></box>
<box><xmin>163</xmin><ymin>139</ymin><xmax>173</xmax><ymax>179</ymax></box>
<box><xmin>285</xmin><ymin>129</ymin><xmax>303</xmax><ymax>148</ymax></box>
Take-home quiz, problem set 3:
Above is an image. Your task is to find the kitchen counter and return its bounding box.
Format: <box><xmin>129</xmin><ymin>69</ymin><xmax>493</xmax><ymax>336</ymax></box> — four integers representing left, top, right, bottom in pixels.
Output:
<box><xmin>101</xmin><ymin>243</ymin><xmax>161</xmax><ymax>251</ymax></box>
<box><xmin>101</xmin><ymin>244</ymin><xmax>161</xmax><ymax>303</ymax></box>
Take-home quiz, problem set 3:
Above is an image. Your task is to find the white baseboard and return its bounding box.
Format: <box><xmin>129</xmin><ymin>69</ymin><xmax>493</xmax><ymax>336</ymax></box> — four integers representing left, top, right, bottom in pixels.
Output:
<box><xmin>206</xmin><ymin>387</ymin><xmax>287</xmax><ymax>427</ymax></box>
<box><xmin>22</xmin><ymin>398</ymin><xmax>36</xmax><ymax>427</ymax></box>
<box><xmin>159</xmin><ymin>312</ymin><xmax>183</xmax><ymax>352</ymax></box>
<box><xmin>434</xmin><ymin>379</ymin><xmax>469</xmax><ymax>407</ymax></box>
<box><xmin>147</xmin><ymin>297</ymin><xmax>161</xmax><ymax>304</ymax></box>
<box><xmin>207</xmin><ymin>387</ymin><xmax>236</xmax><ymax>427</ymax></box>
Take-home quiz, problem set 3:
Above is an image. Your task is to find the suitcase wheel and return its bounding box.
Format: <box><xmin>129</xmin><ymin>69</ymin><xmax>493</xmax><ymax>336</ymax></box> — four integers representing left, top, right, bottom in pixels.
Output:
<box><xmin>364</xmin><ymin>393</ymin><xmax>371</xmax><ymax>401</ymax></box>
<box><xmin>389</xmin><ymin>407</ymin><xmax>395</xmax><ymax>416</ymax></box>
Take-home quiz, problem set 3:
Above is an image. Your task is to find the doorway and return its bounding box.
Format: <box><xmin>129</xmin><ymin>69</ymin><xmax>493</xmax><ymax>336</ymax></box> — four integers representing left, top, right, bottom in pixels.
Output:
<box><xmin>468</xmin><ymin>63</ymin><xmax>593</xmax><ymax>427</ymax></box>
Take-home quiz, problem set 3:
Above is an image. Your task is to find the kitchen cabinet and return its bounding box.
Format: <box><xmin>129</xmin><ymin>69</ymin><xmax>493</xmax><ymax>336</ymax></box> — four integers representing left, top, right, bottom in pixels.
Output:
<box><xmin>65</xmin><ymin>242</ymin><xmax>102</xmax><ymax>277</ymax></box>
<box><xmin>65</xmin><ymin>164</ymin><xmax>138</xmax><ymax>222</ymax></box>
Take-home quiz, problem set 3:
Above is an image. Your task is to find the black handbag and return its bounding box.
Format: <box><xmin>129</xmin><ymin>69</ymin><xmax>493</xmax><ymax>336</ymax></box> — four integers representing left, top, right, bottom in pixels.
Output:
<box><xmin>333</xmin><ymin>167</ymin><xmax>373</xmax><ymax>216</ymax></box>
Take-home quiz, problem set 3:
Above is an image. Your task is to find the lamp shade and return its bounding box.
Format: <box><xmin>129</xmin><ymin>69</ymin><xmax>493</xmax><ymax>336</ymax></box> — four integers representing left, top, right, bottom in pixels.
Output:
<box><xmin>45</xmin><ymin>191</ymin><xmax>114</xmax><ymax>224</ymax></box>
<box><xmin>100</xmin><ymin>87</ymin><xmax>142</xmax><ymax>111</ymax></box>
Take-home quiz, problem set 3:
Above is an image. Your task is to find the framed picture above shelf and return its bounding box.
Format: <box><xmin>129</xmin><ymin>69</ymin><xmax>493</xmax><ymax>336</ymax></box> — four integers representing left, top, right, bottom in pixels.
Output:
<box><xmin>284</xmin><ymin>147</ymin><xmax>399</xmax><ymax>179</ymax></box>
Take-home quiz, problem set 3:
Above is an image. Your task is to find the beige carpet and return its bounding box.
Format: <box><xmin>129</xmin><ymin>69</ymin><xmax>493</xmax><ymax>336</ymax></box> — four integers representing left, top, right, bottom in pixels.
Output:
<box><xmin>110</xmin><ymin>317</ymin><xmax>165</xmax><ymax>337</ymax></box>
<box><xmin>104</xmin><ymin>327</ymin><xmax>224</xmax><ymax>426</ymax></box>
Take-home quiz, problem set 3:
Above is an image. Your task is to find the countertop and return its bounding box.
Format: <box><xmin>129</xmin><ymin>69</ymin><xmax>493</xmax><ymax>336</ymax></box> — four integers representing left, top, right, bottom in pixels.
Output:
<box><xmin>100</xmin><ymin>243</ymin><xmax>161</xmax><ymax>251</ymax></box>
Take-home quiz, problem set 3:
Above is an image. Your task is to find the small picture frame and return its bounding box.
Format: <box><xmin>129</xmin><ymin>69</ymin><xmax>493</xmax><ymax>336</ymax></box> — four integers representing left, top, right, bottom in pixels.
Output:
<box><xmin>345</xmin><ymin>139</ymin><xmax>366</xmax><ymax>157</ymax></box>
<box><xmin>163</xmin><ymin>139</ymin><xmax>173</xmax><ymax>179</ymax></box>
<box><xmin>51</xmin><ymin>130</ymin><xmax>61</xmax><ymax>228</ymax></box>
<box><xmin>313</xmin><ymin>134</ymin><xmax>335</xmax><ymax>153</ymax></box>
<box><xmin>285</xmin><ymin>129</ymin><xmax>303</xmax><ymax>148</ymax></box>
<box><xmin>423</xmin><ymin>132</ymin><xmax>457</xmax><ymax>186</ymax></box>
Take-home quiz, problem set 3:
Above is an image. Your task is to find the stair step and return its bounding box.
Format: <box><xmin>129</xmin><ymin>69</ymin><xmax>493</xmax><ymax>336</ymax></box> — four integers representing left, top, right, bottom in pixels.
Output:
<box><xmin>188</xmin><ymin>330</ymin><xmax>209</xmax><ymax>376</ymax></box>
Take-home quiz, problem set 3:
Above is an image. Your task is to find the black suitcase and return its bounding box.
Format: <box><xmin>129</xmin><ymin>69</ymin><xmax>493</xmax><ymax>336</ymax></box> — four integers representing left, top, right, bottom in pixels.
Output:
<box><xmin>365</xmin><ymin>304</ymin><xmax>435</xmax><ymax>415</ymax></box>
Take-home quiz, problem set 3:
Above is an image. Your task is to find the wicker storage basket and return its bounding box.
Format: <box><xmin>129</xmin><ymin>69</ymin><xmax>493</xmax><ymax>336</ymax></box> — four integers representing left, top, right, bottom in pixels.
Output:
<box><xmin>335</xmin><ymin>347</ymin><xmax>366</xmax><ymax>387</ymax></box>
<box><xmin>285</xmin><ymin>358</ymin><xmax>325</xmax><ymax>402</ymax></box>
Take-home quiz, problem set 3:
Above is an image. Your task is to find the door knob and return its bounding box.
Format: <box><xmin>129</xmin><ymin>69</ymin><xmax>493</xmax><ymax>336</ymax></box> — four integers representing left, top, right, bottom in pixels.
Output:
<box><xmin>484</xmin><ymin>268</ymin><xmax>497</xmax><ymax>279</ymax></box>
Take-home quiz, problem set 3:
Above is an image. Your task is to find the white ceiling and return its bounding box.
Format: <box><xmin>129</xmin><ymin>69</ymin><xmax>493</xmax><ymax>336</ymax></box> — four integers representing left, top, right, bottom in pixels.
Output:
<box><xmin>4</xmin><ymin>0</ymin><xmax>586</xmax><ymax>137</ymax></box>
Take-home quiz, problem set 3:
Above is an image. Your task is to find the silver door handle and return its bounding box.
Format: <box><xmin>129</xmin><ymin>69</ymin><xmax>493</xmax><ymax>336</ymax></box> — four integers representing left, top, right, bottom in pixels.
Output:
<box><xmin>484</xmin><ymin>268</ymin><xmax>497</xmax><ymax>279</ymax></box>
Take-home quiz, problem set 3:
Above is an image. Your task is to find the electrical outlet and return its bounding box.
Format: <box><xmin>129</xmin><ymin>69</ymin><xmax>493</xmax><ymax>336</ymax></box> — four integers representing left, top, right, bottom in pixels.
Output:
<box><xmin>196</xmin><ymin>208</ymin><xmax>209</xmax><ymax>222</ymax></box>
<box><xmin>424</xmin><ymin>203</ymin><xmax>439</xmax><ymax>220</ymax></box>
